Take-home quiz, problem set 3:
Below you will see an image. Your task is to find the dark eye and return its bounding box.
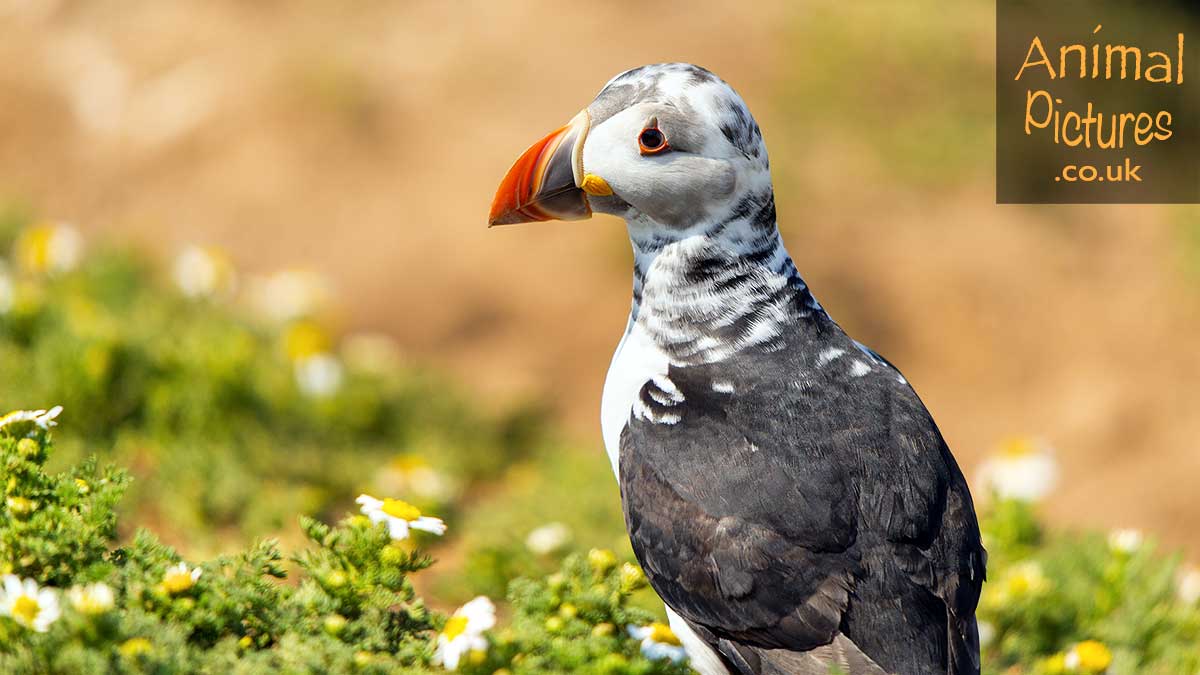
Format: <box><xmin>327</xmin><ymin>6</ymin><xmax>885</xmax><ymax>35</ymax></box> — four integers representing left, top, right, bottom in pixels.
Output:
<box><xmin>638</xmin><ymin>126</ymin><xmax>668</xmax><ymax>155</ymax></box>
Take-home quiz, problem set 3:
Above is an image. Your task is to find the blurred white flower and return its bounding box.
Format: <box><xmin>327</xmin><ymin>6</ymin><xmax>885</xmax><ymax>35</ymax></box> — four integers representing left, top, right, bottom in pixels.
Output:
<box><xmin>432</xmin><ymin>596</ymin><xmax>495</xmax><ymax>671</ymax></box>
<box><xmin>1177</xmin><ymin>565</ymin><xmax>1200</xmax><ymax>605</ymax></box>
<box><xmin>376</xmin><ymin>456</ymin><xmax>455</xmax><ymax>502</ymax></box>
<box><xmin>14</xmin><ymin>222</ymin><xmax>83</xmax><ymax>275</ymax></box>
<box><xmin>161</xmin><ymin>562</ymin><xmax>202</xmax><ymax>595</ymax></box>
<box><xmin>173</xmin><ymin>245</ymin><xmax>235</xmax><ymax>299</ymax></box>
<box><xmin>628</xmin><ymin>622</ymin><xmax>688</xmax><ymax>663</ymax></box>
<box><xmin>295</xmin><ymin>353</ymin><xmax>344</xmax><ymax>397</ymax></box>
<box><xmin>67</xmin><ymin>582</ymin><xmax>115</xmax><ymax>616</ymax></box>
<box><xmin>525</xmin><ymin>522</ymin><xmax>572</xmax><ymax>555</ymax></box>
<box><xmin>0</xmin><ymin>405</ymin><xmax>63</xmax><ymax>432</ymax></box>
<box><xmin>0</xmin><ymin>265</ymin><xmax>13</xmax><ymax>314</ymax></box>
<box><xmin>0</xmin><ymin>575</ymin><xmax>61</xmax><ymax>632</ymax></box>
<box><xmin>356</xmin><ymin>494</ymin><xmax>446</xmax><ymax>540</ymax></box>
<box><xmin>976</xmin><ymin>437</ymin><xmax>1059</xmax><ymax>502</ymax></box>
<box><xmin>248</xmin><ymin>270</ymin><xmax>330</xmax><ymax>323</ymax></box>
<box><xmin>1107</xmin><ymin>529</ymin><xmax>1144</xmax><ymax>554</ymax></box>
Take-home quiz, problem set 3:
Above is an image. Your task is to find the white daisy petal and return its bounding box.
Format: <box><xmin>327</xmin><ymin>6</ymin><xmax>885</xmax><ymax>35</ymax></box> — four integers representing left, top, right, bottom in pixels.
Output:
<box><xmin>410</xmin><ymin>516</ymin><xmax>447</xmax><ymax>536</ymax></box>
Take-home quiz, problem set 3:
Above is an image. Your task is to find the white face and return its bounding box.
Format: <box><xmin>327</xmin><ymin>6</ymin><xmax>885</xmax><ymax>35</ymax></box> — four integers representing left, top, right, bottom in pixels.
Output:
<box><xmin>578</xmin><ymin>65</ymin><xmax>772</xmax><ymax>232</ymax></box>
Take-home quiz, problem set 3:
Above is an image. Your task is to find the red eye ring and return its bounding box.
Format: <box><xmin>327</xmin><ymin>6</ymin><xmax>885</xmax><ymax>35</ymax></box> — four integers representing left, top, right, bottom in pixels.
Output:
<box><xmin>638</xmin><ymin>125</ymin><xmax>668</xmax><ymax>155</ymax></box>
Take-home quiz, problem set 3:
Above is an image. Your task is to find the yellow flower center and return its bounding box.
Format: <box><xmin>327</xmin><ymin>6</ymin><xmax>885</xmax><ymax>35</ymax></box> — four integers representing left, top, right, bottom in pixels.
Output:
<box><xmin>648</xmin><ymin>622</ymin><xmax>681</xmax><ymax>646</ymax></box>
<box><xmin>1073</xmin><ymin>640</ymin><xmax>1113</xmax><ymax>672</ymax></box>
<box><xmin>381</xmin><ymin>498</ymin><xmax>421</xmax><ymax>521</ymax></box>
<box><xmin>162</xmin><ymin>569</ymin><xmax>196</xmax><ymax>594</ymax></box>
<box><xmin>119</xmin><ymin>637</ymin><xmax>153</xmax><ymax>657</ymax></box>
<box><xmin>12</xmin><ymin>595</ymin><xmax>39</xmax><ymax>625</ymax></box>
<box><xmin>443</xmin><ymin>615</ymin><xmax>469</xmax><ymax>641</ymax></box>
<box><xmin>284</xmin><ymin>321</ymin><xmax>331</xmax><ymax>361</ymax></box>
<box><xmin>999</xmin><ymin>437</ymin><xmax>1036</xmax><ymax>458</ymax></box>
<box><xmin>17</xmin><ymin>226</ymin><xmax>53</xmax><ymax>273</ymax></box>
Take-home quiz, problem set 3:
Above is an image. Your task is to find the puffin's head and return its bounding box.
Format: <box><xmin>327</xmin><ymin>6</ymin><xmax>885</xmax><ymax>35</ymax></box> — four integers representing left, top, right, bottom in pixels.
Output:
<box><xmin>488</xmin><ymin>63</ymin><xmax>771</xmax><ymax>232</ymax></box>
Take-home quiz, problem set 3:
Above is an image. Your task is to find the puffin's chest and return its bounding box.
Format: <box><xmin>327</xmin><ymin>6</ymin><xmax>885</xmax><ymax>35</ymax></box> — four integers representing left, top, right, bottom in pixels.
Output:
<box><xmin>600</xmin><ymin>320</ymin><xmax>671</xmax><ymax>476</ymax></box>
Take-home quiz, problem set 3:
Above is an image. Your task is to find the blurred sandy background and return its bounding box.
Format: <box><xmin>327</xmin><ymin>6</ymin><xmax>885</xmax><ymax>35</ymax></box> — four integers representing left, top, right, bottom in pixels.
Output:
<box><xmin>2</xmin><ymin>1</ymin><xmax>1198</xmax><ymax>552</ymax></box>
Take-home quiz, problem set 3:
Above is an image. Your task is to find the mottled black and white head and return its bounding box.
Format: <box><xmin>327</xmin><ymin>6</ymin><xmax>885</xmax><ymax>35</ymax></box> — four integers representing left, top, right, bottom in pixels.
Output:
<box><xmin>488</xmin><ymin>63</ymin><xmax>775</xmax><ymax>238</ymax></box>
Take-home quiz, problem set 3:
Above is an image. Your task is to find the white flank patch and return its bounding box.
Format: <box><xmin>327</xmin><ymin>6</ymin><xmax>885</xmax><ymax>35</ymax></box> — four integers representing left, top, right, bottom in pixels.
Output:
<box><xmin>666</xmin><ymin>608</ymin><xmax>731</xmax><ymax>675</ymax></box>
<box><xmin>601</xmin><ymin>319</ymin><xmax>671</xmax><ymax>476</ymax></box>
<box><xmin>711</xmin><ymin>380</ymin><xmax>734</xmax><ymax>393</ymax></box>
<box><xmin>849</xmin><ymin>360</ymin><xmax>872</xmax><ymax>377</ymax></box>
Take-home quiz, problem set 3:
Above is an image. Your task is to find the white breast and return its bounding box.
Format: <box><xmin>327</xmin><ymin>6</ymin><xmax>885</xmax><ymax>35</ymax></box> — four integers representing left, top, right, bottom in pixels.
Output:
<box><xmin>600</xmin><ymin>315</ymin><xmax>670</xmax><ymax>475</ymax></box>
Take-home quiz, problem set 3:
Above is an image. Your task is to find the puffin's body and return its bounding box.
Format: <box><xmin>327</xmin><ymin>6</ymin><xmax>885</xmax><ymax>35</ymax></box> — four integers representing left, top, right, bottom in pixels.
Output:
<box><xmin>490</xmin><ymin>63</ymin><xmax>985</xmax><ymax>675</ymax></box>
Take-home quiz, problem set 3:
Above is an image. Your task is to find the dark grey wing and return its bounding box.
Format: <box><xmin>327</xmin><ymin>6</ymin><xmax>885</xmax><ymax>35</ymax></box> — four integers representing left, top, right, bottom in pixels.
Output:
<box><xmin>619</xmin><ymin>332</ymin><xmax>985</xmax><ymax>675</ymax></box>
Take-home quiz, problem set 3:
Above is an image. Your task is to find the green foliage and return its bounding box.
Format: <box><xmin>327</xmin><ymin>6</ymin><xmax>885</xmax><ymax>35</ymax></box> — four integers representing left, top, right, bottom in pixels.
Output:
<box><xmin>0</xmin><ymin>214</ymin><xmax>547</xmax><ymax>551</ymax></box>
<box><xmin>0</xmin><ymin>412</ymin><xmax>694</xmax><ymax>674</ymax></box>
<box><xmin>470</xmin><ymin>553</ymin><xmax>689</xmax><ymax>675</ymax></box>
<box><xmin>980</xmin><ymin>498</ymin><xmax>1200</xmax><ymax>674</ymax></box>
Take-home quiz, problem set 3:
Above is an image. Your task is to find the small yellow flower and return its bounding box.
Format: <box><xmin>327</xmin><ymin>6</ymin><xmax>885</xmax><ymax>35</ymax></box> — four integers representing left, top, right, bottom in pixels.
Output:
<box><xmin>588</xmin><ymin>548</ymin><xmax>618</xmax><ymax>575</ymax></box>
<box><xmin>119</xmin><ymin>637</ymin><xmax>154</xmax><ymax>658</ymax></box>
<box><xmin>984</xmin><ymin>561</ymin><xmax>1051</xmax><ymax>609</ymax></box>
<box><xmin>628</xmin><ymin>622</ymin><xmax>687</xmax><ymax>663</ymax></box>
<box><xmin>161</xmin><ymin>562</ymin><xmax>202</xmax><ymax>595</ymax></box>
<box><xmin>356</xmin><ymin>494</ymin><xmax>446</xmax><ymax>540</ymax></box>
<box><xmin>433</xmin><ymin>596</ymin><xmax>496</xmax><ymax>671</ymax></box>
<box><xmin>0</xmin><ymin>575</ymin><xmax>61</xmax><ymax>632</ymax></box>
<box><xmin>6</xmin><ymin>496</ymin><xmax>37</xmax><ymax>518</ymax></box>
<box><xmin>75</xmin><ymin>478</ymin><xmax>90</xmax><ymax>494</ymax></box>
<box><xmin>284</xmin><ymin>320</ymin><xmax>331</xmax><ymax>362</ymax></box>
<box><xmin>1064</xmin><ymin>640</ymin><xmax>1112</xmax><ymax>673</ymax></box>
<box><xmin>14</xmin><ymin>222</ymin><xmax>83</xmax><ymax>275</ymax></box>
<box><xmin>619</xmin><ymin>562</ymin><xmax>648</xmax><ymax>592</ymax></box>
<box><xmin>67</xmin><ymin>582</ymin><xmax>115</xmax><ymax>616</ymax></box>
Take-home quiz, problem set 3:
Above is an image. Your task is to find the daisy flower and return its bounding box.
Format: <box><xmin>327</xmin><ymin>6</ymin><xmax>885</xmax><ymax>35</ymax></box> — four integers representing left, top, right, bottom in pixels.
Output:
<box><xmin>248</xmin><ymin>269</ymin><xmax>330</xmax><ymax>323</ymax></box>
<box><xmin>1</xmin><ymin>575</ymin><xmax>61</xmax><ymax>632</ymax></box>
<box><xmin>356</xmin><ymin>494</ymin><xmax>446</xmax><ymax>540</ymax></box>
<box><xmin>1107</xmin><ymin>529</ymin><xmax>1143</xmax><ymax>554</ymax></box>
<box><xmin>161</xmin><ymin>562</ymin><xmax>202</xmax><ymax>595</ymax></box>
<box><xmin>0</xmin><ymin>406</ymin><xmax>63</xmax><ymax>433</ymax></box>
<box><xmin>1177</xmin><ymin>565</ymin><xmax>1200</xmax><ymax>605</ymax></box>
<box><xmin>0</xmin><ymin>265</ymin><xmax>13</xmax><ymax>314</ymax></box>
<box><xmin>525</xmin><ymin>522</ymin><xmax>571</xmax><ymax>555</ymax></box>
<box><xmin>295</xmin><ymin>353</ymin><xmax>344</xmax><ymax>398</ymax></box>
<box><xmin>976</xmin><ymin>437</ymin><xmax>1059</xmax><ymax>502</ymax></box>
<box><xmin>433</xmin><ymin>596</ymin><xmax>496</xmax><ymax>671</ymax></box>
<box><xmin>68</xmin><ymin>582</ymin><xmax>115</xmax><ymax>615</ymax></box>
<box><xmin>173</xmin><ymin>245</ymin><xmax>236</xmax><ymax>299</ymax></box>
<box><xmin>15</xmin><ymin>222</ymin><xmax>83</xmax><ymax>275</ymax></box>
<box><xmin>628</xmin><ymin>622</ymin><xmax>688</xmax><ymax>663</ymax></box>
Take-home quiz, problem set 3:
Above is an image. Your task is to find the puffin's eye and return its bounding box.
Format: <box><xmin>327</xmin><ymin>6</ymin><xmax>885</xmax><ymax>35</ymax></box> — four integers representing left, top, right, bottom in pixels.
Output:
<box><xmin>638</xmin><ymin>126</ymin><xmax>668</xmax><ymax>155</ymax></box>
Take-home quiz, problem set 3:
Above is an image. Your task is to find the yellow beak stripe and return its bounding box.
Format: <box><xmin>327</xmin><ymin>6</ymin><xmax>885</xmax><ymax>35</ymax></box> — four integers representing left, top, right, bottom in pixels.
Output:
<box><xmin>581</xmin><ymin>173</ymin><xmax>613</xmax><ymax>196</ymax></box>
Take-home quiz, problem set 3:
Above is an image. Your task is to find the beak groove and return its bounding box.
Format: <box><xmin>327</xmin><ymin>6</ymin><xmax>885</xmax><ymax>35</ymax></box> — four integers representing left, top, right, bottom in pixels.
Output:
<box><xmin>488</xmin><ymin>110</ymin><xmax>592</xmax><ymax>227</ymax></box>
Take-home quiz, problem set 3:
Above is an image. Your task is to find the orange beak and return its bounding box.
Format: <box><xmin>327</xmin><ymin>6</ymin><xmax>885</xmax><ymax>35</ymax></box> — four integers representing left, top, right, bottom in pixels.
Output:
<box><xmin>488</xmin><ymin>110</ymin><xmax>593</xmax><ymax>226</ymax></box>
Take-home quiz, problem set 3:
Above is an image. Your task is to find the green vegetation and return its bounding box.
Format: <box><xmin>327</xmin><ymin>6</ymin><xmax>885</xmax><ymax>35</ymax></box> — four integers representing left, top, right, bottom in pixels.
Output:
<box><xmin>0</xmin><ymin>214</ymin><xmax>1197</xmax><ymax>673</ymax></box>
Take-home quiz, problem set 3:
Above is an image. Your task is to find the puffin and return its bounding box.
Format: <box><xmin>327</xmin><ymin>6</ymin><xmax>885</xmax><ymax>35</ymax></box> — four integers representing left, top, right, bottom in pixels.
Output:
<box><xmin>488</xmin><ymin>63</ymin><xmax>985</xmax><ymax>675</ymax></box>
